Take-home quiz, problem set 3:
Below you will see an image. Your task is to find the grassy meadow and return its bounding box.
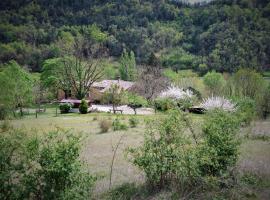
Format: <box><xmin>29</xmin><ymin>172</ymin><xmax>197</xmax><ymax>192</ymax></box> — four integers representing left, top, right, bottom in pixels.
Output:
<box><xmin>6</xmin><ymin>107</ymin><xmax>270</xmax><ymax>199</ymax></box>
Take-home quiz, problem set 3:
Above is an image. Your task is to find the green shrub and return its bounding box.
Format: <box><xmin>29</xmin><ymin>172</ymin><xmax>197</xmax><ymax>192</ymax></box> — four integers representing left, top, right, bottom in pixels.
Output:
<box><xmin>176</xmin><ymin>97</ymin><xmax>196</xmax><ymax>111</ymax></box>
<box><xmin>112</xmin><ymin>118</ymin><xmax>128</xmax><ymax>131</ymax></box>
<box><xmin>259</xmin><ymin>84</ymin><xmax>270</xmax><ymax>119</ymax></box>
<box><xmin>127</xmin><ymin>93</ymin><xmax>147</xmax><ymax>114</ymax></box>
<box><xmin>240</xmin><ymin>173</ymin><xmax>259</xmax><ymax>186</ymax></box>
<box><xmin>234</xmin><ymin>97</ymin><xmax>256</xmax><ymax>125</ymax></box>
<box><xmin>128</xmin><ymin>110</ymin><xmax>201</xmax><ymax>189</ymax></box>
<box><xmin>154</xmin><ymin>98</ymin><xmax>176</xmax><ymax>111</ymax></box>
<box><xmin>230</xmin><ymin>69</ymin><xmax>266</xmax><ymax>100</ymax></box>
<box><xmin>59</xmin><ymin>103</ymin><xmax>72</xmax><ymax>114</ymax></box>
<box><xmin>79</xmin><ymin>99</ymin><xmax>88</xmax><ymax>114</ymax></box>
<box><xmin>99</xmin><ymin>119</ymin><xmax>112</xmax><ymax>133</ymax></box>
<box><xmin>201</xmin><ymin>110</ymin><xmax>241</xmax><ymax>176</ymax></box>
<box><xmin>0</xmin><ymin>129</ymin><xmax>95</xmax><ymax>200</ymax></box>
<box><xmin>128</xmin><ymin>109</ymin><xmax>242</xmax><ymax>193</ymax></box>
<box><xmin>129</xmin><ymin>117</ymin><xmax>139</xmax><ymax>128</ymax></box>
<box><xmin>203</xmin><ymin>71</ymin><xmax>225</xmax><ymax>95</ymax></box>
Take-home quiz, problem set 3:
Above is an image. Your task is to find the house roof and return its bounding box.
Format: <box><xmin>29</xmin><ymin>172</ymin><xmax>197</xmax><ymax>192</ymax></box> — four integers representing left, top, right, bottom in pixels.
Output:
<box><xmin>92</xmin><ymin>80</ymin><xmax>134</xmax><ymax>92</ymax></box>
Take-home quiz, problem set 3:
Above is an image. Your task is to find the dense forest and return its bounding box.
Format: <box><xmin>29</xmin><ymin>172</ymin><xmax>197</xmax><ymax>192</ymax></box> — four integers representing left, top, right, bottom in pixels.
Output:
<box><xmin>0</xmin><ymin>0</ymin><xmax>270</xmax><ymax>73</ymax></box>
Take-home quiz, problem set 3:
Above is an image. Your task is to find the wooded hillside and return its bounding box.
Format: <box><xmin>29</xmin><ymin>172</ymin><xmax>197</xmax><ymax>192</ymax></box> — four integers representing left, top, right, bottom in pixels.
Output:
<box><xmin>0</xmin><ymin>0</ymin><xmax>269</xmax><ymax>72</ymax></box>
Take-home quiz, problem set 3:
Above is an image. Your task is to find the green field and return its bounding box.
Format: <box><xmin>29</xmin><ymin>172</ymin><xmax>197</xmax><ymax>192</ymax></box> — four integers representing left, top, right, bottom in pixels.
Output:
<box><xmin>6</xmin><ymin>108</ymin><xmax>270</xmax><ymax>199</ymax></box>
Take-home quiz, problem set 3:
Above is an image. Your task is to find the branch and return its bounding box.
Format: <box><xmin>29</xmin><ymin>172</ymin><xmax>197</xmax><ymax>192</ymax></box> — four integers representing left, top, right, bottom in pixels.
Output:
<box><xmin>109</xmin><ymin>133</ymin><xmax>125</xmax><ymax>189</ymax></box>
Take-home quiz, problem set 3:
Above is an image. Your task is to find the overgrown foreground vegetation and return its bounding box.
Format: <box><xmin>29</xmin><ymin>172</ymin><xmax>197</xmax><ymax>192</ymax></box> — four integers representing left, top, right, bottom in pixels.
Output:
<box><xmin>0</xmin><ymin>126</ymin><xmax>95</xmax><ymax>200</ymax></box>
<box><xmin>1</xmin><ymin>108</ymin><xmax>269</xmax><ymax>199</ymax></box>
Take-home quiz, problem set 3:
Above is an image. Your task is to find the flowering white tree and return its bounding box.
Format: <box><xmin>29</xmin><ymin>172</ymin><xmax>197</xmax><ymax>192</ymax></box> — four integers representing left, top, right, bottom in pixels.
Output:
<box><xmin>200</xmin><ymin>96</ymin><xmax>236</xmax><ymax>112</ymax></box>
<box><xmin>159</xmin><ymin>85</ymin><xmax>193</xmax><ymax>100</ymax></box>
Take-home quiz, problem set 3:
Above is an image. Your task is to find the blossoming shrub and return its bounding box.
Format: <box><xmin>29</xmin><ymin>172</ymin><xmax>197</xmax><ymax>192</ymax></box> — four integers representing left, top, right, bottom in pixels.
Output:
<box><xmin>200</xmin><ymin>96</ymin><xmax>236</xmax><ymax>112</ymax></box>
<box><xmin>159</xmin><ymin>85</ymin><xmax>193</xmax><ymax>100</ymax></box>
<box><xmin>155</xmin><ymin>85</ymin><xmax>196</xmax><ymax>111</ymax></box>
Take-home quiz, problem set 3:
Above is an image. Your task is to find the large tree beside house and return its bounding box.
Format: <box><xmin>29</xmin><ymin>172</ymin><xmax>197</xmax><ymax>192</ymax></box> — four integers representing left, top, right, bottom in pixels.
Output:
<box><xmin>41</xmin><ymin>56</ymin><xmax>104</xmax><ymax>100</ymax></box>
<box><xmin>62</xmin><ymin>56</ymin><xmax>104</xmax><ymax>99</ymax></box>
<box><xmin>41</xmin><ymin>36</ymin><xmax>107</xmax><ymax>100</ymax></box>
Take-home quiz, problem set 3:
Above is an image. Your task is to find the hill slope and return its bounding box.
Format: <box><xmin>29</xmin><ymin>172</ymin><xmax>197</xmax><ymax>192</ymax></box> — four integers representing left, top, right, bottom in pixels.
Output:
<box><xmin>0</xmin><ymin>0</ymin><xmax>269</xmax><ymax>72</ymax></box>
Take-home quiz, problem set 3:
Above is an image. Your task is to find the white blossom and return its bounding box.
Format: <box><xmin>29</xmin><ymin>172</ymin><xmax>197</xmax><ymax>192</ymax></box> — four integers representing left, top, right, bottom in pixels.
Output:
<box><xmin>159</xmin><ymin>85</ymin><xmax>193</xmax><ymax>100</ymax></box>
<box><xmin>200</xmin><ymin>96</ymin><xmax>236</xmax><ymax>112</ymax></box>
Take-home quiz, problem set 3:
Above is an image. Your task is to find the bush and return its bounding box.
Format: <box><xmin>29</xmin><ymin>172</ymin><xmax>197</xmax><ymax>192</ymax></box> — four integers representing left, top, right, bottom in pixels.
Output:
<box><xmin>99</xmin><ymin>119</ymin><xmax>111</xmax><ymax>133</ymax></box>
<box><xmin>203</xmin><ymin>71</ymin><xmax>225</xmax><ymax>95</ymax></box>
<box><xmin>230</xmin><ymin>69</ymin><xmax>266</xmax><ymax>100</ymax></box>
<box><xmin>127</xmin><ymin>93</ymin><xmax>147</xmax><ymax>115</ymax></box>
<box><xmin>201</xmin><ymin>110</ymin><xmax>241</xmax><ymax>176</ymax></box>
<box><xmin>128</xmin><ymin>109</ymin><xmax>242</xmax><ymax>194</ymax></box>
<box><xmin>154</xmin><ymin>98</ymin><xmax>176</xmax><ymax>111</ymax></box>
<box><xmin>0</xmin><ymin>128</ymin><xmax>95</xmax><ymax>200</ymax></box>
<box><xmin>129</xmin><ymin>117</ymin><xmax>139</xmax><ymax>128</ymax></box>
<box><xmin>228</xmin><ymin>69</ymin><xmax>268</xmax><ymax>118</ymax></box>
<box><xmin>112</xmin><ymin>118</ymin><xmax>128</xmax><ymax>131</ymax></box>
<box><xmin>159</xmin><ymin>85</ymin><xmax>194</xmax><ymax>100</ymax></box>
<box><xmin>200</xmin><ymin>96</ymin><xmax>236</xmax><ymax>112</ymax></box>
<box><xmin>156</xmin><ymin>86</ymin><xmax>196</xmax><ymax>111</ymax></box>
<box><xmin>59</xmin><ymin>103</ymin><xmax>72</xmax><ymax>114</ymax></box>
<box><xmin>259</xmin><ymin>84</ymin><xmax>270</xmax><ymax>119</ymax></box>
<box><xmin>234</xmin><ymin>97</ymin><xmax>256</xmax><ymax>125</ymax></box>
<box><xmin>176</xmin><ymin>97</ymin><xmax>196</xmax><ymax>111</ymax></box>
<box><xmin>128</xmin><ymin>110</ymin><xmax>201</xmax><ymax>190</ymax></box>
<box><xmin>79</xmin><ymin>99</ymin><xmax>88</xmax><ymax>114</ymax></box>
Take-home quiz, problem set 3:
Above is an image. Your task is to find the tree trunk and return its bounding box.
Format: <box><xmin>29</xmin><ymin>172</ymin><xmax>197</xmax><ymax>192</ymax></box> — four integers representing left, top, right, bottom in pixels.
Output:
<box><xmin>113</xmin><ymin>103</ymin><xmax>116</xmax><ymax>114</ymax></box>
<box><xmin>64</xmin><ymin>90</ymin><xmax>68</xmax><ymax>99</ymax></box>
<box><xmin>20</xmin><ymin>106</ymin><xmax>23</xmax><ymax>117</ymax></box>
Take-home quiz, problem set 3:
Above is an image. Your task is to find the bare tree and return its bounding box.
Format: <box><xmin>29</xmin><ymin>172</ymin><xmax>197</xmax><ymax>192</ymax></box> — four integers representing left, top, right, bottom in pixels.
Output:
<box><xmin>132</xmin><ymin>65</ymin><xmax>168</xmax><ymax>101</ymax></box>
